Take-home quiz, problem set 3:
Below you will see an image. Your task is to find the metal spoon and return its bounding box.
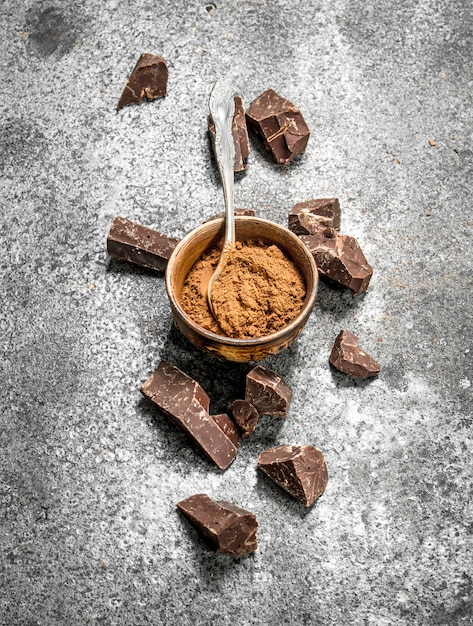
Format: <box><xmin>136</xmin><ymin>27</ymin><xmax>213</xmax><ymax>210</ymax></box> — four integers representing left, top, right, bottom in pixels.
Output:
<box><xmin>207</xmin><ymin>79</ymin><xmax>236</xmax><ymax>319</ymax></box>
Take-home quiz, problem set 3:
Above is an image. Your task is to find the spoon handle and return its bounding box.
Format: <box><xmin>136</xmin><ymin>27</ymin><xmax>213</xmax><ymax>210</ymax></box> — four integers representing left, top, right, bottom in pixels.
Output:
<box><xmin>209</xmin><ymin>79</ymin><xmax>235</xmax><ymax>246</ymax></box>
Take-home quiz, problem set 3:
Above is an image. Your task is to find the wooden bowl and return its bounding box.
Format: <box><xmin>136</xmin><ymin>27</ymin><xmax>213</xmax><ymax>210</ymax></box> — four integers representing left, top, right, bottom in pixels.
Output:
<box><xmin>165</xmin><ymin>216</ymin><xmax>318</xmax><ymax>362</ymax></box>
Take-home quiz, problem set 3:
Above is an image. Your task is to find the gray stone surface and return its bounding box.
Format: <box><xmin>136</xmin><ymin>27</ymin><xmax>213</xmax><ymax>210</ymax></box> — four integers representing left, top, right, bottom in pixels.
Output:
<box><xmin>1</xmin><ymin>0</ymin><xmax>472</xmax><ymax>624</ymax></box>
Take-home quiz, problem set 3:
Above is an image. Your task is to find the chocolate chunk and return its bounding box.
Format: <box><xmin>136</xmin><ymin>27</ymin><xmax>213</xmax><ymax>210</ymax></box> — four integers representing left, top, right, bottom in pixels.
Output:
<box><xmin>245</xmin><ymin>366</ymin><xmax>292</xmax><ymax>417</ymax></box>
<box><xmin>117</xmin><ymin>53</ymin><xmax>168</xmax><ymax>109</ymax></box>
<box><xmin>208</xmin><ymin>96</ymin><xmax>250</xmax><ymax>172</ymax></box>
<box><xmin>211</xmin><ymin>413</ymin><xmax>240</xmax><ymax>448</ymax></box>
<box><xmin>258</xmin><ymin>445</ymin><xmax>328</xmax><ymax>507</ymax></box>
<box><xmin>300</xmin><ymin>230</ymin><xmax>373</xmax><ymax>295</ymax></box>
<box><xmin>246</xmin><ymin>89</ymin><xmax>310</xmax><ymax>164</ymax></box>
<box><xmin>289</xmin><ymin>198</ymin><xmax>341</xmax><ymax>235</ymax></box>
<box><xmin>233</xmin><ymin>96</ymin><xmax>251</xmax><ymax>166</ymax></box>
<box><xmin>107</xmin><ymin>215</ymin><xmax>179</xmax><ymax>272</ymax></box>
<box><xmin>229</xmin><ymin>400</ymin><xmax>259</xmax><ymax>438</ymax></box>
<box><xmin>205</xmin><ymin>208</ymin><xmax>256</xmax><ymax>222</ymax></box>
<box><xmin>141</xmin><ymin>362</ymin><xmax>238</xmax><ymax>470</ymax></box>
<box><xmin>177</xmin><ymin>494</ymin><xmax>258</xmax><ymax>555</ymax></box>
<box><xmin>329</xmin><ymin>330</ymin><xmax>380</xmax><ymax>379</ymax></box>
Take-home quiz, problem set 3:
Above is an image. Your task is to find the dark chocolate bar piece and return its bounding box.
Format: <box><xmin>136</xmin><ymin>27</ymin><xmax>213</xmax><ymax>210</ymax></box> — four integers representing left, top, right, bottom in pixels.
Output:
<box><xmin>289</xmin><ymin>198</ymin><xmax>341</xmax><ymax>235</ymax></box>
<box><xmin>300</xmin><ymin>229</ymin><xmax>373</xmax><ymax>295</ymax></box>
<box><xmin>258</xmin><ymin>445</ymin><xmax>328</xmax><ymax>507</ymax></box>
<box><xmin>211</xmin><ymin>413</ymin><xmax>240</xmax><ymax>448</ymax></box>
<box><xmin>245</xmin><ymin>366</ymin><xmax>292</xmax><ymax>417</ymax></box>
<box><xmin>329</xmin><ymin>330</ymin><xmax>380</xmax><ymax>379</ymax></box>
<box><xmin>117</xmin><ymin>53</ymin><xmax>168</xmax><ymax>109</ymax></box>
<box><xmin>229</xmin><ymin>400</ymin><xmax>259</xmax><ymax>438</ymax></box>
<box><xmin>208</xmin><ymin>96</ymin><xmax>250</xmax><ymax>172</ymax></box>
<box><xmin>246</xmin><ymin>89</ymin><xmax>310</xmax><ymax>164</ymax></box>
<box><xmin>177</xmin><ymin>494</ymin><xmax>258</xmax><ymax>555</ymax></box>
<box><xmin>141</xmin><ymin>362</ymin><xmax>238</xmax><ymax>470</ymax></box>
<box><xmin>107</xmin><ymin>215</ymin><xmax>179</xmax><ymax>272</ymax></box>
<box><xmin>205</xmin><ymin>208</ymin><xmax>256</xmax><ymax>222</ymax></box>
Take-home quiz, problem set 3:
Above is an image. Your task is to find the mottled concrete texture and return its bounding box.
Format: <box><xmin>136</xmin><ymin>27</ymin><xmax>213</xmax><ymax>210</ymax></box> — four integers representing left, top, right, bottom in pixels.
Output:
<box><xmin>1</xmin><ymin>1</ymin><xmax>472</xmax><ymax>625</ymax></box>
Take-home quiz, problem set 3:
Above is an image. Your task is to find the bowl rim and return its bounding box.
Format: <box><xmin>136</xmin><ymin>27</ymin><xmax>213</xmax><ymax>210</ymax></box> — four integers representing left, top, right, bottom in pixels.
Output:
<box><xmin>165</xmin><ymin>216</ymin><xmax>318</xmax><ymax>346</ymax></box>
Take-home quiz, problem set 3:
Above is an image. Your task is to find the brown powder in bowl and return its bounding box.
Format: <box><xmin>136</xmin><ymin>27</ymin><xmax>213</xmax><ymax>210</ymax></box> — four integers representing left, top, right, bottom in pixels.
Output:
<box><xmin>180</xmin><ymin>240</ymin><xmax>306</xmax><ymax>339</ymax></box>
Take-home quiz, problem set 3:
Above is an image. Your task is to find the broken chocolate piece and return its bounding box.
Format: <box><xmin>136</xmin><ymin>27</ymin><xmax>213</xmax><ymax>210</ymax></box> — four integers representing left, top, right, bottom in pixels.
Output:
<box><xmin>209</xmin><ymin>96</ymin><xmax>250</xmax><ymax>172</ymax></box>
<box><xmin>289</xmin><ymin>198</ymin><xmax>341</xmax><ymax>235</ymax></box>
<box><xmin>211</xmin><ymin>413</ymin><xmax>240</xmax><ymax>448</ymax></box>
<box><xmin>258</xmin><ymin>445</ymin><xmax>328</xmax><ymax>507</ymax></box>
<box><xmin>117</xmin><ymin>53</ymin><xmax>168</xmax><ymax>109</ymax></box>
<box><xmin>205</xmin><ymin>208</ymin><xmax>256</xmax><ymax>222</ymax></box>
<box><xmin>229</xmin><ymin>400</ymin><xmax>259</xmax><ymax>438</ymax></box>
<box><xmin>141</xmin><ymin>361</ymin><xmax>238</xmax><ymax>470</ymax></box>
<box><xmin>329</xmin><ymin>330</ymin><xmax>380</xmax><ymax>379</ymax></box>
<box><xmin>177</xmin><ymin>493</ymin><xmax>258</xmax><ymax>555</ymax></box>
<box><xmin>107</xmin><ymin>215</ymin><xmax>179</xmax><ymax>272</ymax></box>
<box><xmin>300</xmin><ymin>230</ymin><xmax>373</xmax><ymax>295</ymax></box>
<box><xmin>245</xmin><ymin>366</ymin><xmax>292</xmax><ymax>417</ymax></box>
<box><xmin>246</xmin><ymin>89</ymin><xmax>310</xmax><ymax>164</ymax></box>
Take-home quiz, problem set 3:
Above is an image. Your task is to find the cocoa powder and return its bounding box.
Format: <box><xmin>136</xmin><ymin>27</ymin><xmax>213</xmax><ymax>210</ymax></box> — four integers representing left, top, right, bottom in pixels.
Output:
<box><xmin>180</xmin><ymin>240</ymin><xmax>306</xmax><ymax>338</ymax></box>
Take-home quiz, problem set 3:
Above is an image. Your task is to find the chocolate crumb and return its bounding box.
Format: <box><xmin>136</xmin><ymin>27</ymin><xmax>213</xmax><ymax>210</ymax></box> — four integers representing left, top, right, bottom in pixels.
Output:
<box><xmin>177</xmin><ymin>494</ymin><xmax>258</xmax><ymax>555</ymax></box>
<box><xmin>329</xmin><ymin>330</ymin><xmax>380</xmax><ymax>379</ymax></box>
<box><xmin>107</xmin><ymin>215</ymin><xmax>179</xmax><ymax>272</ymax></box>
<box><xmin>117</xmin><ymin>53</ymin><xmax>168</xmax><ymax>109</ymax></box>
<box><xmin>246</xmin><ymin>89</ymin><xmax>310</xmax><ymax>164</ymax></box>
<box><xmin>258</xmin><ymin>444</ymin><xmax>328</xmax><ymax>507</ymax></box>
<box><xmin>230</xmin><ymin>399</ymin><xmax>259</xmax><ymax>438</ymax></box>
<box><xmin>245</xmin><ymin>366</ymin><xmax>292</xmax><ymax>417</ymax></box>
<box><xmin>140</xmin><ymin>361</ymin><xmax>238</xmax><ymax>470</ymax></box>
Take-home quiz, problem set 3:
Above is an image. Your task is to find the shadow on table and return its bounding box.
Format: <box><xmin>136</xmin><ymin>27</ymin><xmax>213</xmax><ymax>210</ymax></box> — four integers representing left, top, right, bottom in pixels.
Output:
<box><xmin>329</xmin><ymin>365</ymin><xmax>380</xmax><ymax>389</ymax></box>
<box><xmin>315</xmin><ymin>280</ymin><xmax>370</xmax><ymax>322</ymax></box>
<box><xmin>105</xmin><ymin>256</ymin><xmax>166</xmax><ymax>277</ymax></box>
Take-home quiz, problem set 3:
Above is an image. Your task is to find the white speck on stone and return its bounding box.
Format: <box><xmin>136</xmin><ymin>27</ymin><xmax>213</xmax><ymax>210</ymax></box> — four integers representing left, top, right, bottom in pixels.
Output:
<box><xmin>459</xmin><ymin>378</ymin><xmax>471</xmax><ymax>389</ymax></box>
<box><xmin>253</xmin><ymin>571</ymin><xmax>272</xmax><ymax>585</ymax></box>
<box><xmin>344</xmin><ymin>398</ymin><xmax>363</xmax><ymax>424</ymax></box>
<box><xmin>116</xmin><ymin>448</ymin><xmax>132</xmax><ymax>463</ymax></box>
